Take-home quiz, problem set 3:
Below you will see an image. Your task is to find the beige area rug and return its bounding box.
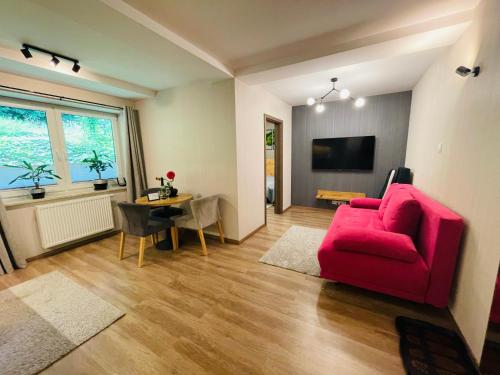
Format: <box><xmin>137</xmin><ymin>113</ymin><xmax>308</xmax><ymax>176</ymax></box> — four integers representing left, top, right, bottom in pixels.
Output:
<box><xmin>0</xmin><ymin>271</ymin><xmax>124</xmax><ymax>375</ymax></box>
<box><xmin>259</xmin><ymin>225</ymin><xmax>327</xmax><ymax>276</ymax></box>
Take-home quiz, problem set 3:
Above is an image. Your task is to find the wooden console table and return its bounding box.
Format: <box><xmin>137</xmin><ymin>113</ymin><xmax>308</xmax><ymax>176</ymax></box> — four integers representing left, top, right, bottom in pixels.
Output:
<box><xmin>316</xmin><ymin>189</ymin><xmax>366</xmax><ymax>206</ymax></box>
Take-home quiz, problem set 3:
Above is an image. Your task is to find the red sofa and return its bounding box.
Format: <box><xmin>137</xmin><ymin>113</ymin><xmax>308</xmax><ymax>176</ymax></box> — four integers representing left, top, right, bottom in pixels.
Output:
<box><xmin>317</xmin><ymin>184</ymin><xmax>464</xmax><ymax>308</ymax></box>
<box><xmin>490</xmin><ymin>275</ymin><xmax>500</xmax><ymax>323</ymax></box>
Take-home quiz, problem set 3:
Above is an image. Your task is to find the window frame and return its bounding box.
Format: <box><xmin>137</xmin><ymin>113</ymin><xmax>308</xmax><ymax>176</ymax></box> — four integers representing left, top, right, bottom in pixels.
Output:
<box><xmin>0</xmin><ymin>99</ymin><xmax>123</xmax><ymax>197</ymax></box>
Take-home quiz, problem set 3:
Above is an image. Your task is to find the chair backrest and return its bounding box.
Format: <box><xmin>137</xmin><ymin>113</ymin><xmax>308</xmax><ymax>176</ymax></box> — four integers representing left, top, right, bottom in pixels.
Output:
<box><xmin>189</xmin><ymin>195</ymin><xmax>220</xmax><ymax>229</ymax></box>
<box><xmin>118</xmin><ymin>202</ymin><xmax>151</xmax><ymax>237</ymax></box>
<box><xmin>180</xmin><ymin>192</ymin><xmax>202</xmax><ymax>216</ymax></box>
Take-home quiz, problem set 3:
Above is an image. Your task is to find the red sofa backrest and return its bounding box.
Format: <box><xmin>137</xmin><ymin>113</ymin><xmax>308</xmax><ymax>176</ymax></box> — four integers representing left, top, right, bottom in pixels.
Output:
<box><xmin>386</xmin><ymin>184</ymin><xmax>464</xmax><ymax>307</ymax></box>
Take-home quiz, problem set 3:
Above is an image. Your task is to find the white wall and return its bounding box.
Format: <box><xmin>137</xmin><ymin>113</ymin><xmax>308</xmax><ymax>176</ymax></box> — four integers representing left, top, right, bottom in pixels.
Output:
<box><xmin>405</xmin><ymin>0</ymin><xmax>500</xmax><ymax>361</ymax></box>
<box><xmin>235</xmin><ymin>79</ymin><xmax>292</xmax><ymax>239</ymax></box>
<box><xmin>135</xmin><ymin>79</ymin><xmax>240</xmax><ymax>240</ymax></box>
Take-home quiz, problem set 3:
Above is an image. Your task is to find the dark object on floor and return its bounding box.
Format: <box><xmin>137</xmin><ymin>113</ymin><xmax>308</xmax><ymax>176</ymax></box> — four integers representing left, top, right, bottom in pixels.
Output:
<box><xmin>395</xmin><ymin>316</ymin><xmax>479</xmax><ymax>375</ymax></box>
<box><xmin>481</xmin><ymin>339</ymin><xmax>500</xmax><ymax>375</ymax></box>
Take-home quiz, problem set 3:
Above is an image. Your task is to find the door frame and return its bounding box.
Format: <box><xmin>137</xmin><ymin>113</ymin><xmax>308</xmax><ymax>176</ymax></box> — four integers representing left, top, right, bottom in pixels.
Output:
<box><xmin>264</xmin><ymin>114</ymin><xmax>283</xmax><ymax>224</ymax></box>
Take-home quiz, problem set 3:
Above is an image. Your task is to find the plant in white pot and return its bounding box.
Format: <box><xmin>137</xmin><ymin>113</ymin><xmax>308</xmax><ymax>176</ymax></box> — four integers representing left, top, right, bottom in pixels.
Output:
<box><xmin>82</xmin><ymin>150</ymin><xmax>114</xmax><ymax>190</ymax></box>
<box><xmin>4</xmin><ymin>161</ymin><xmax>61</xmax><ymax>199</ymax></box>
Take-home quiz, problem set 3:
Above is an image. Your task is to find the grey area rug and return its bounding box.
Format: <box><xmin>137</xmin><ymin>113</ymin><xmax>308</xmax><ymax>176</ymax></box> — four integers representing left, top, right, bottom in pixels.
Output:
<box><xmin>259</xmin><ymin>225</ymin><xmax>327</xmax><ymax>276</ymax></box>
<box><xmin>0</xmin><ymin>271</ymin><xmax>124</xmax><ymax>375</ymax></box>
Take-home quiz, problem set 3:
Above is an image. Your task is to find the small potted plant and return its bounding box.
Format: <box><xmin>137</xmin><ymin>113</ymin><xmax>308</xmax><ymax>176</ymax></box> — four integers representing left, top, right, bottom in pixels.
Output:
<box><xmin>82</xmin><ymin>150</ymin><xmax>113</xmax><ymax>190</ymax></box>
<box><xmin>166</xmin><ymin>170</ymin><xmax>177</xmax><ymax>197</ymax></box>
<box><xmin>4</xmin><ymin>161</ymin><xmax>61</xmax><ymax>199</ymax></box>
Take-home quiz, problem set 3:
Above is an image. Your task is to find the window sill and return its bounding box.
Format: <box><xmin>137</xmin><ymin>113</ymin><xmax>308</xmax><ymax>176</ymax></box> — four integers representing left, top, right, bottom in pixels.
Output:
<box><xmin>2</xmin><ymin>185</ymin><xmax>127</xmax><ymax>210</ymax></box>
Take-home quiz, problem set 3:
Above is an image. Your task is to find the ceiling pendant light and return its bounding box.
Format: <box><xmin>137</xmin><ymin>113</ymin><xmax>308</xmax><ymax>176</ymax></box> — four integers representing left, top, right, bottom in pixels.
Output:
<box><xmin>306</xmin><ymin>78</ymin><xmax>365</xmax><ymax>113</ymax></box>
<box><xmin>49</xmin><ymin>55</ymin><xmax>60</xmax><ymax>67</ymax></box>
<box><xmin>354</xmin><ymin>97</ymin><xmax>366</xmax><ymax>108</ymax></box>
<box><xmin>339</xmin><ymin>89</ymin><xmax>350</xmax><ymax>99</ymax></box>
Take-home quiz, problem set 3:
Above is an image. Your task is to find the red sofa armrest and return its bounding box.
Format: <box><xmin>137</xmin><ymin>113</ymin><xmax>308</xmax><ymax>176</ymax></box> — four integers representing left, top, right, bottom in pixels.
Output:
<box><xmin>332</xmin><ymin>227</ymin><xmax>419</xmax><ymax>263</ymax></box>
<box><xmin>350</xmin><ymin>198</ymin><xmax>382</xmax><ymax>210</ymax></box>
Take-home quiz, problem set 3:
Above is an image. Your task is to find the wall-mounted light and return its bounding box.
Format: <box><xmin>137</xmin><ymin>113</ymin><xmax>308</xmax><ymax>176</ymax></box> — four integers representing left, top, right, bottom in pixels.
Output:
<box><xmin>20</xmin><ymin>43</ymin><xmax>81</xmax><ymax>73</ymax></box>
<box><xmin>455</xmin><ymin>65</ymin><xmax>480</xmax><ymax>77</ymax></box>
<box><xmin>306</xmin><ymin>78</ymin><xmax>365</xmax><ymax>113</ymax></box>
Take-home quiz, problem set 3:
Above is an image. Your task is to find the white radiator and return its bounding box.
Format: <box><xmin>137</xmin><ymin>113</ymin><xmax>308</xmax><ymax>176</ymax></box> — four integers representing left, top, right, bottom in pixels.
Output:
<box><xmin>35</xmin><ymin>195</ymin><xmax>115</xmax><ymax>249</ymax></box>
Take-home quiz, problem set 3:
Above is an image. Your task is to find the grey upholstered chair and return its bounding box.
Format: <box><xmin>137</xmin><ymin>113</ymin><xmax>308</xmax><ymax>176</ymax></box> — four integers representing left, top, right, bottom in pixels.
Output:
<box><xmin>118</xmin><ymin>202</ymin><xmax>173</xmax><ymax>267</ymax></box>
<box><xmin>141</xmin><ymin>188</ymin><xmax>184</xmax><ymax>219</ymax></box>
<box><xmin>173</xmin><ymin>195</ymin><xmax>224</xmax><ymax>256</ymax></box>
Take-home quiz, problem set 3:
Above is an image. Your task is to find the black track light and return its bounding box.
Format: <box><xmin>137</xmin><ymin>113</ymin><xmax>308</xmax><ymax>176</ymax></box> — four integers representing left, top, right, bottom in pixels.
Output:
<box><xmin>49</xmin><ymin>55</ymin><xmax>60</xmax><ymax>67</ymax></box>
<box><xmin>20</xmin><ymin>46</ymin><xmax>32</xmax><ymax>59</ymax></box>
<box><xmin>72</xmin><ymin>62</ymin><xmax>81</xmax><ymax>73</ymax></box>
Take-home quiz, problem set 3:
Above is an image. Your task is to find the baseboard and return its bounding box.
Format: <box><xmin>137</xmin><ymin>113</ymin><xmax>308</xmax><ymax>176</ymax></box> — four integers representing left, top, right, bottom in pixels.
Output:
<box><xmin>282</xmin><ymin>205</ymin><xmax>292</xmax><ymax>213</ymax></box>
<box><xmin>26</xmin><ymin>229</ymin><xmax>120</xmax><ymax>262</ymax></box>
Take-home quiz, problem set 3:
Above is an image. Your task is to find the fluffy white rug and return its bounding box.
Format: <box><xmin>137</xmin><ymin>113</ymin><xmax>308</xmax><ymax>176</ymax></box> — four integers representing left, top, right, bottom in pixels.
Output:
<box><xmin>0</xmin><ymin>271</ymin><xmax>124</xmax><ymax>375</ymax></box>
<box><xmin>259</xmin><ymin>225</ymin><xmax>326</xmax><ymax>276</ymax></box>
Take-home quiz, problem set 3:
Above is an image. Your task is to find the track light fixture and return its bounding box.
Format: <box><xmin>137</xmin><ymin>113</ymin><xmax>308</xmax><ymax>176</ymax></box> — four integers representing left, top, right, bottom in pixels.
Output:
<box><xmin>20</xmin><ymin>44</ymin><xmax>81</xmax><ymax>73</ymax></box>
<box><xmin>306</xmin><ymin>78</ymin><xmax>366</xmax><ymax>113</ymax></box>
<box><xmin>49</xmin><ymin>55</ymin><xmax>60</xmax><ymax>67</ymax></box>
<box><xmin>20</xmin><ymin>46</ymin><xmax>32</xmax><ymax>59</ymax></box>
<box><xmin>455</xmin><ymin>65</ymin><xmax>480</xmax><ymax>77</ymax></box>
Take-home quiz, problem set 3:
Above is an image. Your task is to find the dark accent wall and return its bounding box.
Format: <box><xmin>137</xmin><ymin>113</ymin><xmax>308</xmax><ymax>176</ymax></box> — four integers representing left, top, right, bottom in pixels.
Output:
<box><xmin>292</xmin><ymin>91</ymin><xmax>411</xmax><ymax>207</ymax></box>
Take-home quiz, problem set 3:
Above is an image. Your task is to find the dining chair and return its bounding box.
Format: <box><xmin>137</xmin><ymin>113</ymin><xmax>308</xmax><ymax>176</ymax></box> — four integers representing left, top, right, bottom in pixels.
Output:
<box><xmin>141</xmin><ymin>188</ymin><xmax>184</xmax><ymax>219</ymax></box>
<box><xmin>117</xmin><ymin>202</ymin><xmax>174</xmax><ymax>267</ymax></box>
<box><xmin>173</xmin><ymin>195</ymin><xmax>224</xmax><ymax>256</ymax></box>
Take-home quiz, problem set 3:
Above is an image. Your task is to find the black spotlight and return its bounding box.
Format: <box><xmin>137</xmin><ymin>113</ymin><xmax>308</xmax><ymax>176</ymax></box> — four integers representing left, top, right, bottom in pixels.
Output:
<box><xmin>455</xmin><ymin>65</ymin><xmax>480</xmax><ymax>77</ymax></box>
<box><xmin>72</xmin><ymin>62</ymin><xmax>81</xmax><ymax>73</ymax></box>
<box><xmin>20</xmin><ymin>46</ymin><xmax>32</xmax><ymax>59</ymax></box>
<box><xmin>49</xmin><ymin>55</ymin><xmax>60</xmax><ymax>67</ymax></box>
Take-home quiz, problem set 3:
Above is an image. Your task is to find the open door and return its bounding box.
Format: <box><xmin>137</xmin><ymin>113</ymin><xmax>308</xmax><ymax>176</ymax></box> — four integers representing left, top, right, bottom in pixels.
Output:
<box><xmin>264</xmin><ymin>114</ymin><xmax>283</xmax><ymax>224</ymax></box>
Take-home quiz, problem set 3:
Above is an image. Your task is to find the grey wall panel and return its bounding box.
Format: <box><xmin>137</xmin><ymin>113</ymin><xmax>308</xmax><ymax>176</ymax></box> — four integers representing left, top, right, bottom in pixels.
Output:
<box><xmin>292</xmin><ymin>91</ymin><xmax>412</xmax><ymax>207</ymax></box>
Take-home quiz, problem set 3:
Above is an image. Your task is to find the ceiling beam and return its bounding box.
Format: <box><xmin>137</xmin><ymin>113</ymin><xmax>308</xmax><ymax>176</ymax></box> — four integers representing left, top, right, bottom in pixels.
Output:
<box><xmin>100</xmin><ymin>0</ymin><xmax>234</xmax><ymax>78</ymax></box>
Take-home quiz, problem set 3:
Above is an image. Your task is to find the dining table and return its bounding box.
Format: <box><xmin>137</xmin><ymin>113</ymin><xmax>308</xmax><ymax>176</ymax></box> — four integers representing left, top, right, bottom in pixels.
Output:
<box><xmin>135</xmin><ymin>193</ymin><xmax>193</xmax><ymax>250</ymax></box>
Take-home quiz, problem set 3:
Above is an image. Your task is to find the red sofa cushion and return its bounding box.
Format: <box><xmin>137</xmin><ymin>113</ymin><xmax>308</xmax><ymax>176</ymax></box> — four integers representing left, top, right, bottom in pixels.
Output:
<box><xmin>378</xmin><ymin>184</ymin><xmax>406</xmax><ymax>219</ymax></box>
<box><xmin>333</xmin><ymin>205</ymin><xmax>385</xmax><ymax>231</ymax></box>
<box><xmin>350</xmin><ymin>198</ymin><xmax>382</xmax><ymax>210</ymax></box>
<box><xmin>382</xmin><ymin>190</ymin><xmax>422</xmax><ymax>239</ymax></box>
<box><xmin>332</xmin><ymin>227</ymin><xmax>419</xmax><ymax>263</ymax></box>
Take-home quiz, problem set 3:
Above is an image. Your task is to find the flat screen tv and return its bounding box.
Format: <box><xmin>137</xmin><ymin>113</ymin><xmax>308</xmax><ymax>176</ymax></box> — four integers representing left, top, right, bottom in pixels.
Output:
<box><xmin>312</xmin><ymin>136</ymin><xmax>375</xmax><ymax>171</ymax></box>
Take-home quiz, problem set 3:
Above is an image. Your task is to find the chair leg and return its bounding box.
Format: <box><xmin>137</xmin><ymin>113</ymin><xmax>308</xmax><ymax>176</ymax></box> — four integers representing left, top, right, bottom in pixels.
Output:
<box><xmin>197</xmin><ymin>229</ymin><xmax>208</xmax><ymax>256</ymax></box>
<box><xmin>216</xmin><ymin>220</ymin><xmax>225</xmax><ymax>244</ymax></box>
<box><xmin>138</xmin><ymin>237</ymin><xmax>146</xmax><ymax>268</ymax></box>
<box><xmin>171</xmin><ymin>227</ymin><xmax>178</xmax><ymax>251</ymax></box>
<box><xmin>118</xmin><ymin>232</ymin><xmax>126</xmax><ymax>260</ymax></box>
<box><xmin>150</xmin><ymin>234</ymin><xmax>155</xmax><ymax>246</ymax></box>
<box><xmin>153</xmin><ymin>232</ymin><xmax>158</xmax><ymax>245</ymax></box>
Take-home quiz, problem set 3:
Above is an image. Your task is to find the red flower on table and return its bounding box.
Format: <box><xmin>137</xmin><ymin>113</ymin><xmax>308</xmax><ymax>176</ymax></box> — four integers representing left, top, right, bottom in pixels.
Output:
<box><xmin>166</xmin><ymin>170</ymin><xmax>175</xmax><ymax>181</ymax></box>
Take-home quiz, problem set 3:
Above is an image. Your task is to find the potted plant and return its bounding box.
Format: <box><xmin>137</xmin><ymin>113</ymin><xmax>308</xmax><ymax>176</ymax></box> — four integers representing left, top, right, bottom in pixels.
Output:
<box><xmin>166</xmin><ymin>170</ymin><xmax>177</xmax><ymax>197</ymax></box>
<box><xmin>82</xmin><ymin>150</ymin><xmax>113</xmax><ymax>190</ymax></box>
<box><xmin>4</xmin><ymin>161</ymin><xmax>61</xmax><ymax>199</ymax></box>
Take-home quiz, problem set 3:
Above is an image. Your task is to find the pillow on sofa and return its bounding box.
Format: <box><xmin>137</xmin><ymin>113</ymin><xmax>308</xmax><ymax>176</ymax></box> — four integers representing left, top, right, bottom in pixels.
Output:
<box><xmin>378</xmin><ymin>184</ymin><xmax>406</xmax><ymax>219</ymax></box>
<box><xmin>383</xmin><ymin>190</ymin><xmax>422</xmax><ymax>239</ymax></box>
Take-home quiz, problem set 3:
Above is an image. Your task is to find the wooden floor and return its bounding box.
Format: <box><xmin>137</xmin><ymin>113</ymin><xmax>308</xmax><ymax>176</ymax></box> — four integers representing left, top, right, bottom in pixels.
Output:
<box><xmin>0</xmin><ymin>206</ymin><xmax>452</xmax><ymax>375</ymax></box>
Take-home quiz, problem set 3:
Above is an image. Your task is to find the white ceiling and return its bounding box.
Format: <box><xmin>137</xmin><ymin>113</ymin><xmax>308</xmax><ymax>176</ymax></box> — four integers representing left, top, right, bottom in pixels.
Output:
<box><xmin>0</xmin><ymin>0</ymin><xmax>478</xmax><ymax>100</ymax></box>
<box><xmin>0</xmin><ymin>0</ymin><xmax>229</xmax><ymax>98</ymax></box>
<box><xmin>122</xmin><ymin>0</ymin><xmax>478</xmax><ymax>72</ymax></box>
<box><xmin>252</xmin><ymin>23</ymin><xmax>469</xmax><ymax>105</ymax></box>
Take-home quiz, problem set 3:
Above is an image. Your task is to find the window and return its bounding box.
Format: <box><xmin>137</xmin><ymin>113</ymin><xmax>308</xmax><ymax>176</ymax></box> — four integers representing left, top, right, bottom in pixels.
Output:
<box><xmin>61</xmin><ymin>113</ymin><xmax>118</xmax><ymax>182</ymax></box>
<box><xmin>0</xmin><ymin>105</ymin><xmax>56</xmax><ymax>189</ymax></box>
<box><xmin>0</xmin><ymin>101</ymin><xmax>121</xmax><ymax>193</ymax></box>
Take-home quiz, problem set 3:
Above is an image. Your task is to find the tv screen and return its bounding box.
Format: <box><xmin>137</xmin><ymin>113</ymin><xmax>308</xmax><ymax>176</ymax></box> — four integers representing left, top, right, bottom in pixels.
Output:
<box><xmin>312</xmin><ymin>136</ymin><xmax>375</xmax><ymax>170</ymax></box>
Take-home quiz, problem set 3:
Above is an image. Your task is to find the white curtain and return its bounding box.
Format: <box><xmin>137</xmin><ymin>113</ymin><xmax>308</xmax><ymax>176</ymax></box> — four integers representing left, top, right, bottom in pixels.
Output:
<box><xmin>124</xmin><ymin>107</ymin><xmax>148</xmax><ymax>201</ymax></box>
<box><xmin>0</xmin><ymin>198</ymin><xmax>26</xmax><ymax>274</ymax></box>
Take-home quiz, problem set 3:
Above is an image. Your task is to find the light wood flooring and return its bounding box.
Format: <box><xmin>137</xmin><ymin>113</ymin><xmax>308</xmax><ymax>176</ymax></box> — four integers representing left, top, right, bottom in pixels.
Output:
<box><xmin>0</xmin><ymin>206</ymin><xmax>453</xmax><ymax>374</ymax></box>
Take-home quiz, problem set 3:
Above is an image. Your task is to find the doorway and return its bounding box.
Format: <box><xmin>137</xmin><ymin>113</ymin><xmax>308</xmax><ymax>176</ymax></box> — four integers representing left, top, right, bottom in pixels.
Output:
<box><xmin>264</xmin><ymin>114</ymin><xmax>283</xmax><ymax>224</ymax></box>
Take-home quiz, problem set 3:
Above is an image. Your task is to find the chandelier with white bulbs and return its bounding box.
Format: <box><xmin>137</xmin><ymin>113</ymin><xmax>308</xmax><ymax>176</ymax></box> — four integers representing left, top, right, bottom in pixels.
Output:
<box><xmin>306</xmin><ymin>78</ymin><xmax>365</xmax><ymax>113</ymax></box>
